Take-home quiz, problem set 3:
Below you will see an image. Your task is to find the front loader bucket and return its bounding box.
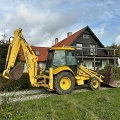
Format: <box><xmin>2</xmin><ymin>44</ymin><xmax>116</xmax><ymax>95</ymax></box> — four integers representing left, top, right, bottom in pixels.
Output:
<box><xmin>102</xmin><ymin>66</ymin><xmax>117</xmax><ymax>87</ymax></box>
<box><xmin>9</xmin><ymin>62</ymin><xmax>24</xmax><ymax>80</ymax></box>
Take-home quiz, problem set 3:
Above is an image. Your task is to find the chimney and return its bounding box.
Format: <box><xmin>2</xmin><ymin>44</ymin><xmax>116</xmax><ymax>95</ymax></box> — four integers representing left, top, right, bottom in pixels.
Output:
<box><xmin>67</xmin><ymin>32</ymin><xmax>72</xmax><ymax>37</ymax></box>
<box><xmin>55</xmin><ymin>38</ymin><xmax>59</xmax><ymax>44</ymax></box>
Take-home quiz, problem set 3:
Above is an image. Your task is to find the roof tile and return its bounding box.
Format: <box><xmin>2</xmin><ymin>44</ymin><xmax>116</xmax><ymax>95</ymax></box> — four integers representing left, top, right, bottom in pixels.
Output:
<box><xmin>19</xmin><ymin>46</ymin><xmax>49</xmax><ymax>62</ymax></box>
<box><xmin>53</xmin><ymin>26</ymin><xmax>86</xmax><ymax>47</ymax></box>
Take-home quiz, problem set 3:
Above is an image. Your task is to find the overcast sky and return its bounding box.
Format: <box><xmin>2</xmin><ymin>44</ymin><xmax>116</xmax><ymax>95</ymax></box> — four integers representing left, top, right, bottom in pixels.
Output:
<box><xmin>0</xmin><ymin>0</ymin><xmax>120</xmax><ymax>47</ymax></box>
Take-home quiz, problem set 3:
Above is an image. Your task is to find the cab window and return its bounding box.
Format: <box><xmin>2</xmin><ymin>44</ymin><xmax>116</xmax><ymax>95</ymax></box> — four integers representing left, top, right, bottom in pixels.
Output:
<box><xmin>53</xmin><ymin>50</ymin><xmax>66</xmax><ymax>67</ymax></box>
<box><xmin>66</xmin><ymin>51</ymin><xmax>77</xmax><ymax>65</ymax></box>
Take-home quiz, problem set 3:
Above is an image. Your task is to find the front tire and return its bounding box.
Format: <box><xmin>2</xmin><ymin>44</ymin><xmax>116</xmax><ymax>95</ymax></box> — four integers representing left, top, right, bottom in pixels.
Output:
<box><xmin>54</xmin><ymin>71</ymin><xmax>75</xmax><ymax>94</ymax></box>
<box><xmin>88</xmin><ymin>77</ymin><xmax>100</xmax><ymax>90</ymax></box>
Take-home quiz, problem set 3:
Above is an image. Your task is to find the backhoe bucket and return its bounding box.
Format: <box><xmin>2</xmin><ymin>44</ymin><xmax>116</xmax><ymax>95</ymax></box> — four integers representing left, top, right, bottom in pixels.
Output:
<box><xmin>102</xmin><ymin>66</ymin><xmax>117</xmax><ymax>87</ymax></box>
<box><xmin>9</xmin><ymin>62</ymin><xmax>24</xmax><ymax>80</ymax></box>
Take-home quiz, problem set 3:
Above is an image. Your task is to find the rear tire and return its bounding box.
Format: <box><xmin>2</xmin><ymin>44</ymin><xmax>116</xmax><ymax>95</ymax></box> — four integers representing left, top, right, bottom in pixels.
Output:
<box><xmin>88</xmin><ymin>77</ymin><xmax>100</xmax><ymax>90</ymax></box>
<box><xmin>54</xmin><ymin>71</ymin><xmax>75</xmax><ymax>94</ymax></box>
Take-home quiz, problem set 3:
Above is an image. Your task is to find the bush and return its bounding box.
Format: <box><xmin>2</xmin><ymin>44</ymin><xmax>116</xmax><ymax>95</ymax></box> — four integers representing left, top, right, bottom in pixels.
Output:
<box><xmin>16</xmin><ymin>73</ymin><xmax>32</xmax><ymax>90</ymax></box>
<box><xmin>114</xmin><ymin>67</ymin><xmax>120</xmax><ymax>80</ymax></box>
<box><xmin>0</xmin><ymin>73</ymin><xmax>32</xmax><ymax>92</ymax></box>
<box><xmin>99</xmin><ymin>64</ymin><xmax>120</xmax><ymax>80</ymax></box>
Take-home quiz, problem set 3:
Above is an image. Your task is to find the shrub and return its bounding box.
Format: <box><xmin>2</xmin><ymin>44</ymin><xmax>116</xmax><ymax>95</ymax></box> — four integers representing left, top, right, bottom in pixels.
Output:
<box><xmin>98</xmin><ymin>64</ymin><xmax>120</xmax><ymax>80</ymax></box>
<box><xmin>0</xmin><ymin>73</ymin><xmax>32</xmax><ymax>91</ymax></box>
<box><xmin>16</xmin><ymin>73</ymin><xmax>32</xmax><ymax>90</ymax></box>
<box><xmin>114</xmin><ymin>67</ymin><xmax>120</xmax><ymax>80</ymax></box>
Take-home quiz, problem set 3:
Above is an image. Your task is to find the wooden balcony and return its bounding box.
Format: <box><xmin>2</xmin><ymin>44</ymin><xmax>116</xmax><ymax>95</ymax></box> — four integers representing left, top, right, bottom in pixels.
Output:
<box><xmin>74</xmin><ymin>46</ymin><xmax>118</xmax><ymax>60</ymax></box>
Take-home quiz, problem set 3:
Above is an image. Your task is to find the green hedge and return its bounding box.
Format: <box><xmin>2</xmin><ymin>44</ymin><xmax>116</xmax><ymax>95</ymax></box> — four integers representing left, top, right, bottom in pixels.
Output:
<box><xmin>0</xmin><ymin>73</ymin><xmax>32</xmax><ymax>91</ymax></box>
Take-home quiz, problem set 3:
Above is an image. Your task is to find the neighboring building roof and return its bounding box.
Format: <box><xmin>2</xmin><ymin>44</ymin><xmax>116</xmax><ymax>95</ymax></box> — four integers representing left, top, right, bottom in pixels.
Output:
<box><xmin>53</xmin><ymin>26</ymin><xmax>105</xmax><ymax>48</ymax></box>
<box><xmin>19</xmin><ymin>46</ymin><xmax>49</xmax><ymax>62</ymax></box>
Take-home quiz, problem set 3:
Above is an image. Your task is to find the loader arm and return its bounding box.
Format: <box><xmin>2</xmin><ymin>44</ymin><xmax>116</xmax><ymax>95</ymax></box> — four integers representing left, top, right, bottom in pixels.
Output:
<box><xmin>3</xmin><ymin>28</ymin><xmax>39</xmax><ymax>87</ymax></box>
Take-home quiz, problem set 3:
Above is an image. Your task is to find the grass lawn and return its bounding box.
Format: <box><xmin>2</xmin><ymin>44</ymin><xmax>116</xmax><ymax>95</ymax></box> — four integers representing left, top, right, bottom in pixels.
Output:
<box><xmin>0</xmin><ymin>88</ymin><xmax>120</xmax><ymax>120</ymax></box>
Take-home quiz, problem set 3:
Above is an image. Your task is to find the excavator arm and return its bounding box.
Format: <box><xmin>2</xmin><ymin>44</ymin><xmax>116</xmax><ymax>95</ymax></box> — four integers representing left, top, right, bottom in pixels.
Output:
<box><xmin>3</xmin><ymin>29</ymin><xmax>22</xmax><ymax>79</ymax></box>
<box><xmin>3</xmin><ymin>28</ymin><xmax>39</xmax><ymax>87</ymax></box>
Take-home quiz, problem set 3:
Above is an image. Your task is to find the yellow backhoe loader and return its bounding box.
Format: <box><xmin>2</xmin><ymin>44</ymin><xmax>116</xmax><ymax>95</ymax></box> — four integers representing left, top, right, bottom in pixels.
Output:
<box><xmin>2</xmin><ymin>28</ymin><xmax>116</xmax><ymax>94</ymax></box>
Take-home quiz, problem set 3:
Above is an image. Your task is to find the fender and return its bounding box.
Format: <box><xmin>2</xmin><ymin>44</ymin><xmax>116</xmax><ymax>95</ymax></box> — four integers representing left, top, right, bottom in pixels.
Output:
<box><xmin>53</xmin><ymin>66</ymin><xmax>74</xmax><ymax>75</ymax></box>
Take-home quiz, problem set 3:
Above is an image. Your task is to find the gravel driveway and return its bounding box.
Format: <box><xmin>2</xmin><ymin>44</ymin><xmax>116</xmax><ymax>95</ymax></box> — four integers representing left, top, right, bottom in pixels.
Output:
<box><xmin>0</xmin><ymin>81</ymin><xmax>120</xmax><ymax>104</ymax></box>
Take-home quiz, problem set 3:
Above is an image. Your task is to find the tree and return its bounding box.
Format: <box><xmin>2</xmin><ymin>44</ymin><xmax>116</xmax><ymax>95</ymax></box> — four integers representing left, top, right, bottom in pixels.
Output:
<box><xmin>106</xmin><ymin>43</ymin><xmax>120</xmax><ymax>57</ymax></box>
<box><xmin>0</xmin><ymin>40</ymin><xmax>9</xmax><ymax>73</ymax></box>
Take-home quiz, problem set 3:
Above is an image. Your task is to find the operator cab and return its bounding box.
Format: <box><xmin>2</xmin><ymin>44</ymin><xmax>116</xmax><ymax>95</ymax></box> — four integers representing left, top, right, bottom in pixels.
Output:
<box><xmin>45</xmin><ymin>47</ymin><xmax>77</xmax><ymax>74</ymax></box>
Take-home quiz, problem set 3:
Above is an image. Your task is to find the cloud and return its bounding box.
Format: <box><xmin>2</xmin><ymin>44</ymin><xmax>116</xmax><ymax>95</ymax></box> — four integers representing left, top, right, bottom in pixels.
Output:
<box><xmin>1</xmin><ymin>0</ymin><xmax>120</xmax><ymax>46</ymax></box>
<box><xmin>115</xmin><ymin>34</ymin><xmax>120</xmax><ymax>45</ymax></box>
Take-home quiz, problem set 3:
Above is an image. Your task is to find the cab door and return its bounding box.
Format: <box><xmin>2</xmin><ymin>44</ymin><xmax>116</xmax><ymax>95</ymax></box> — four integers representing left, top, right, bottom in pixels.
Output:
<box><xmin>66</xmin><ymin>50</ymin><xmax>77</xmax><ymax>74</ymax></box>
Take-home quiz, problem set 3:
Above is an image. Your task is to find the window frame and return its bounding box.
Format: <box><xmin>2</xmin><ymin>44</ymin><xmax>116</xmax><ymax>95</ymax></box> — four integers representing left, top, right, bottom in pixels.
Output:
<box><xmin>53</xmin><ymin>50</ymin><xmax>66</xmax><ymax>67</ymax></box>
<box><xmin>83</xmin><ymin>34</ymin><xmax>89</xmax><ymax>39</ymax></box>
<box><xmin>76</xmin><ymin>43</ymin><xmax>83</xmax><ymax>50</ymax></box>
<box><xmin>34</xmin><ymin>50</ymin><xmax>40</xmax><ymax>56</ymax></box>
<box><xmin>90</xmin><ymin>44</ymin><xmax>97</xmax><ymax>55</ymax></box>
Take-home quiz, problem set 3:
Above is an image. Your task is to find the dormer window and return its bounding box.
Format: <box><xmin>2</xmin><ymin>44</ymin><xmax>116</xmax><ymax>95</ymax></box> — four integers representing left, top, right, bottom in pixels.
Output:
<box><xmin>35</xmin><ymin>50</ymin><xmax>40</xmax><ymax>56</ymax></box>
<box><xmin>83</xmin><ymin>34</ymin><xmax>89</xmax><ymax>39</ymax></box>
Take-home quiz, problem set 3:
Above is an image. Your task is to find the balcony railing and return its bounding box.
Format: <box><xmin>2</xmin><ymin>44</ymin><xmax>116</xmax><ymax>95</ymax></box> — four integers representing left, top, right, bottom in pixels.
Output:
<box><xmin>69</xmin><ymin>46</ymin><xmax>118</xmax><ymax>58</ymax></box>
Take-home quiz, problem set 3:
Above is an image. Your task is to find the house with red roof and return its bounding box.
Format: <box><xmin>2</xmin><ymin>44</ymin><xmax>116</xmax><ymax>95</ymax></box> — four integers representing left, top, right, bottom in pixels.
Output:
<box><xmin>19</xmin><ymin>46</ymin><xmax>49</xmax><ymax>72</ymax></box>
<box><xmin>53</xmin><ymin>26</ymin><xmax>117</xmax><ymax>70</ymax></box>
<box><xmin>19</xmin><ymin>26</ymin><xmax>117</xmax><ymax>72</ymax></box>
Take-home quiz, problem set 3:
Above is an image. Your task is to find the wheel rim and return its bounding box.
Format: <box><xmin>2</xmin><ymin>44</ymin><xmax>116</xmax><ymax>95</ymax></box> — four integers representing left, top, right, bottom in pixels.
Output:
<box><xmin>60</xmin><ymin>77</ymin><xmax>71</xmax><ymax>90</ymax></box>
<box><xmin>92</xmin><ymin>79</ymin><xmax>99</xmax><ymax>88</ymax></box>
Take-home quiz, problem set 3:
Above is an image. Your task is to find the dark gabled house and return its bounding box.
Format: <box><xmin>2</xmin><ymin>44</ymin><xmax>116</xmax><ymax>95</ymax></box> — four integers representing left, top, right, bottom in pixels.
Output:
<box><xmin>53</xmin><ymin>26</ymin><xmax>118</xmax><ymax>70</ymax></box>
<box><xmin>19</xmin><ymin>26</ymin><xmax>118</xmax><ymax>71</ymax></box>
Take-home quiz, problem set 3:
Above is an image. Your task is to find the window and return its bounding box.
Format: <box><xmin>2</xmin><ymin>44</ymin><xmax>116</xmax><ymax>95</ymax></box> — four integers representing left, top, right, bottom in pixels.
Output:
<box><xmin>76</xmin><ymin>43</ymin><xmax>82</xmax><ymax>50</ymax></box>
<box><xmin>66</xmin><ymin>51</ymin><xmax>77</xmax><ymax>65</ymax></box>
<box><xmin>90</xmin><ymin>44</ymin><xmax>96</xmax><ymax>55</ymax></box>
<box><xmin>53</xmin><ymin>50</ymin><xmax>66</xmax><ymax>66</ymax></box>
<box><xmin>47</xmin><ymin>51</ymin><xmax>53</xmax><ymax>60</ymax></box>
<box><xmin>35</xmin><ymin>50</ymin><xmax>40</xmax><ymax>56</ymax></box>
<box><xmin>76</xmin><ymin>43</ymin><xmax>83</xmax><ymax>55</ymax></box>
<box><xmin>83</xmin><ymin>34</ymin><xmax>89</xmax><ymax>39</ymax></box>
<box><xmin>45</xmin><ymin>51</ymin><xmax>53</xmax><ymax>69</ymax></box>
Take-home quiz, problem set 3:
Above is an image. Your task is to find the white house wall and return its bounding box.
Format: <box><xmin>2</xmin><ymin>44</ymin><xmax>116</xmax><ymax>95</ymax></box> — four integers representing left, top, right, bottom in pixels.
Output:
<box><xmin>82</xmin><ymin>59</ymin><xmax>108</xmax><ymax>70</ymax></box>
<box><xmin>23</xmin><ymin>63</ymin><xmax>27</xmax><ymax>72</ymax></box>
<box><xmin>102</xmin><ymin>60</ymin><xmax>108</xmax><ymax>69</ymax></box>
<box><xmin>82</xmin><ymin>60</ymin><xmax>93</xmax><ymax>69</ymax></box>
<box><xmin>23</xmin><ymin>62</ymin><xmax>46</xmax><ymax>73</ymax></box>
<box><xmin>38</xmin><ymin>62</ymin><xmax>46</xmax><ymax>71</ymax></box>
